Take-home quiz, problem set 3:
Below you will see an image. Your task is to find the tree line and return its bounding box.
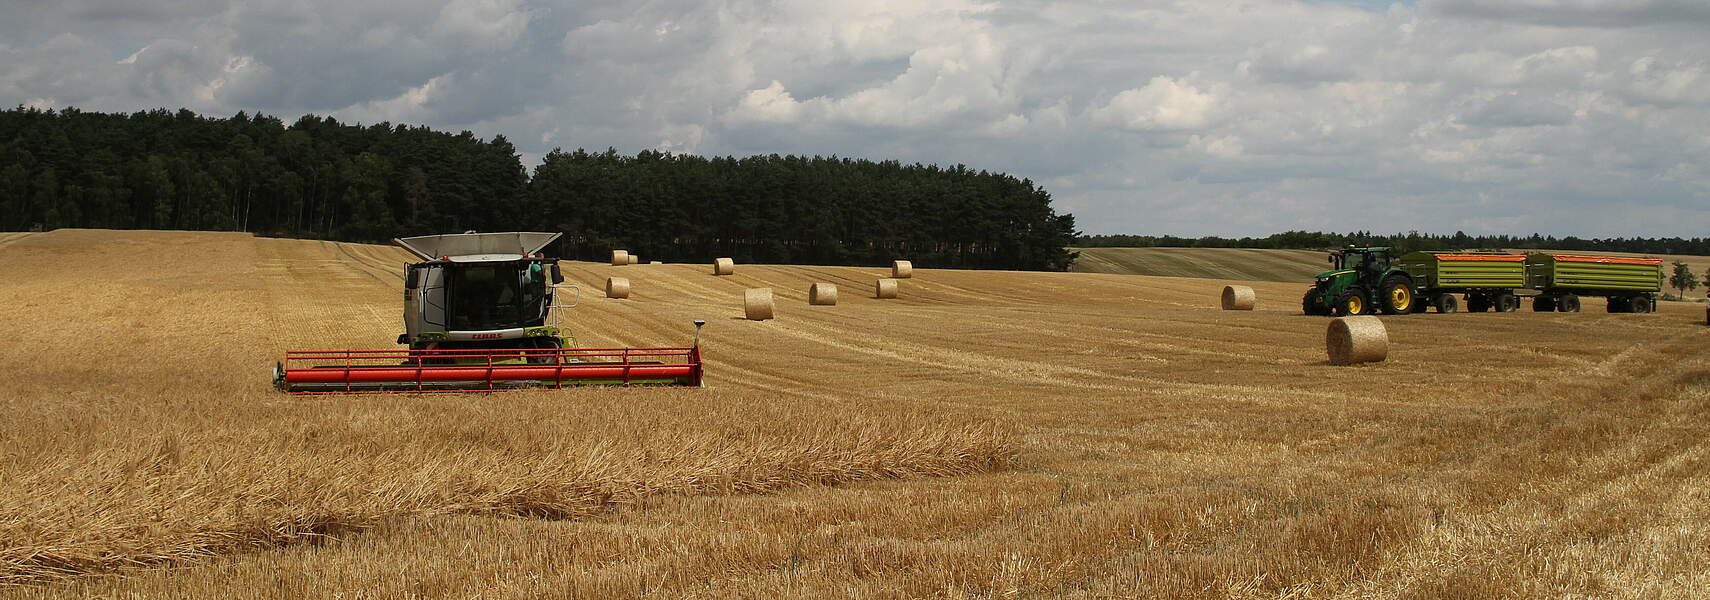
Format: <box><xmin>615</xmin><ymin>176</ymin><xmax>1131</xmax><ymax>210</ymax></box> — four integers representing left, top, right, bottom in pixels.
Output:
<box><xmin>1077</xmin><ymin>230</ymin><xmax>1710</xmax><ymax>256</ymax></box>
<box><xmin>0</xmin><ymin>106</ymin><xmax>1077</xmax><ymax>271</ymax></box>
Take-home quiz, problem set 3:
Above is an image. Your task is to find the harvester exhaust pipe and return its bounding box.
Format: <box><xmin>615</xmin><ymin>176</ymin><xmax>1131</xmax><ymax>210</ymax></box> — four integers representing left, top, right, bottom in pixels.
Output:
<box><xmin>693</xmin><ymin>319</ymin><xmax>706</xmax><ymax>347</ymax></box>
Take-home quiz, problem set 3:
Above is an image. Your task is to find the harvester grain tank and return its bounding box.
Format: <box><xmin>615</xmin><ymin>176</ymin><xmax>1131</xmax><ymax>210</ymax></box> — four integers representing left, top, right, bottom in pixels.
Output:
<box><xmin>273</xmin><ymin>232</ymin><xmax>704</xmax><ymax>393</ymax></box>
<box><xmin>1525</xmin><ymin>254</ymin><xmax>1662</xmax><ymax>313</ymax></box>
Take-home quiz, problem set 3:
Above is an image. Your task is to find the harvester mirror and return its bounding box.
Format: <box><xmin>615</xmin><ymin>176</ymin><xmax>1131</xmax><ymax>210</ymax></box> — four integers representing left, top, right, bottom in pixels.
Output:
<box><xmin>404</xmin><ymin>267</ymin><xmax>420</xmax><ymax>290</ymax></box>
<box><xmin>550</xmin><ymin>263</ymin><xmax>564</xmax><ymax>284</ymax></box>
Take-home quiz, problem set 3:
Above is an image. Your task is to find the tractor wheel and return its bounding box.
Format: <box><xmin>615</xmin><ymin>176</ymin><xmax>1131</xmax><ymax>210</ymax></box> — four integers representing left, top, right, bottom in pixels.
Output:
<box><xmin>1302</xmin><ymin>289</ymin><xmax>1324</xmax><ymax>316</ymax></box>
<box><xmin>1560</xmin><ymin>294</ymin><xmax>1581</xmax><ymax>313</ymax></box>
<box><xmin>1495</xmin><ymin>292</ymin><xmax>1518</xmax><ymax>312</ymax></box>
<box><xmin>1434</xmin><ymin>294</ymin><xmax>1458</xmax><ymax>313</ymax></box>
<box><xmin>1630</xmin><ymin>296</ymin><xmax>1652</xmax><ymax>314</ymax></box>
<box><xmin>1333</xmin><ymin>287</ymin><xmax>1369</xmax><ymax>317</ymax></box>
<box><xmin>1467</xmin><ymin>295</ymin><xmax>1489</xmax><ymax>313</ymax></box>
<box><xmin>1533</xmin><ymin>296</ymin><xmax>1556</xmax><ymax>312</ymax></box>
<box><xmin>1379</xmin><ymin>276</ymin><xmax>1414</xmax><ymax>315</ymax></box>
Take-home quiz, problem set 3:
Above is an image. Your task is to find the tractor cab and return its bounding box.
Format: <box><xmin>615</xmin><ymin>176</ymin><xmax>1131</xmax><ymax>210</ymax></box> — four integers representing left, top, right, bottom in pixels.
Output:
<box><xmin>1303</xmin><ymin>245</ymin><xmax>1415</xmax><ymax>316</ymax></box>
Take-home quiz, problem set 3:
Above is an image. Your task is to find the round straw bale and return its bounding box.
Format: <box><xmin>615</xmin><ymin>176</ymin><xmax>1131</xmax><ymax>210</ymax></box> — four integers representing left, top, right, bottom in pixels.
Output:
<box><xmin>875</xmin><ymin>278</ymin><xmax>899</xmax><ymax>299</ymax></box>
<box><xmin>713</xmin><ymin>257</ymin><xmax>735</xmax><ymax>275</ymax></box>
<box><xmin>650</xmin><ymin>261</ymin><xmax>662</xmax><ymax>265</ymax></box>
<box><xmin>809</xmin><ymin>283</ymin><xmax>838</xmax><ymax>306</ymax></box>
<box><xmin>744</xmin><ymin>288</ymin><xmax>774</xmax><ymax>320</ymax></box>
<box><xmin>1221</xmin><ymin>285</ymin><xmax>1256</xmax><ymax>310</ymax></box>
<box><xmin>629</xmin><ymin>254</ymin><xmax>640</xmax><ymax>265</ymax></box>
<box><xmin>892</xmin><ymin>260</ymin><xmax>913</xmax><ymax>278</ymax></box>
<box><xmin>611</xmin><ymin>250</ymin><xmax>629</xmax><ymax>266</ymax></box>
<box><xmin>1326</xmin><ymin>316</ymin><xmax>1388</xmax><ymax>365</ymax></box>
<box><xmin>605</xmin><ymin>277</ymin><xmax>630</xmax><ymax>299</ymax></box>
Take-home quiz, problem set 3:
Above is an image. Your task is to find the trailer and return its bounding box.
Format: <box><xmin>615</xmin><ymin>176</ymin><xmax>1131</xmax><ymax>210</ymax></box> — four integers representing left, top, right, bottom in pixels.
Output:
<box><xmin>1525</xmin><ymin>254</ymin><xmax>1662</xmax><ymax>313</ymax></box>
<box><xmin>1395</xmin><ymin>251</ymin><xmax>1528</xmax><ymax>313</ymax></box>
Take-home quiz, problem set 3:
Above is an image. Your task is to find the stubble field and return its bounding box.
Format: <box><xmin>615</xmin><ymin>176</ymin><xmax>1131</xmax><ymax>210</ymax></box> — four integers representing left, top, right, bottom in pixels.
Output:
<box><xmin>2</xmin><ymin>229</ymin><xmax>1708</xmax><ymax>598</ymax></box>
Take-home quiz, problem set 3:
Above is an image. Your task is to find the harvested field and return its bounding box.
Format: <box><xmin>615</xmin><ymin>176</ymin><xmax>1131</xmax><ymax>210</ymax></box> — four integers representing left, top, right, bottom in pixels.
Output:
<box><xmin>3</xmin><ymin>230</ymin><xmax>1709</xmax><ymax>598</ymax></box>
<box><xmin>1071</xmin><ymin>246</ymin><xmax>1328</xmax><ymax>281</ymax></box>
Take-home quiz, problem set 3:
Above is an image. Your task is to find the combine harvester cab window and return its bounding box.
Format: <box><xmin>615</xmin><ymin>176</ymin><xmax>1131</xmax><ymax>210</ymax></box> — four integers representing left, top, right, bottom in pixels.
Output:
<box><xmin>446</xmin><ymin>263</ymin><xmax>548</xmax><ymax>331</ymax></box>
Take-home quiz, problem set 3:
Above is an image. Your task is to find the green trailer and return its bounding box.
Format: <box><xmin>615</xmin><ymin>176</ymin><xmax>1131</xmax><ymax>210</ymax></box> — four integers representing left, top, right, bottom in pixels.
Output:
<box><xmin>1525</xmin><ymin>254</ymin><xmax>1662</xmax><ymax>313</ymax></box>
<box><xmin>1393</xmin><ymin>251</ymin><xmax>1528</xmax><ymax>313</ymax></box>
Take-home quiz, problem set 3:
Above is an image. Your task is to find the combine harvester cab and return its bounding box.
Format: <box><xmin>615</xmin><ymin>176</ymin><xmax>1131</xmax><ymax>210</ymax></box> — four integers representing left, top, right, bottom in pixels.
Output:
<box><xmin>274</xmin><ymin>232</ymin><xmax>703</xmax><ymax>394</ymax></box>
<box><xmin>1525</xmin><ymin>254</ymin><xmax>1663</xmax><ymax>313</ymax></box>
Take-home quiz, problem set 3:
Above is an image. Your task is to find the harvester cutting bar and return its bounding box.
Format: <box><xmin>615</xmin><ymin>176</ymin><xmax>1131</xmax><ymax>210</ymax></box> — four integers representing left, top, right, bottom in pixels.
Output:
<box><xmin>276</xmin><ymin>346</ymin><xmax>703</xmax><ymax>394</ymax></box>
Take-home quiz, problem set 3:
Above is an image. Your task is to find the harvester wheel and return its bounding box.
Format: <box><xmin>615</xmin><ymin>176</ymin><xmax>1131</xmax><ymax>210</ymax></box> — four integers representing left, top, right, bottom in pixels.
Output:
<box><xmin>1333</xmin><ymin>287</ymin><xmax>1369</xmax><ymax>317</ymax></box>
<box><xmin>1379</xmin><ymin>276</ymin><xmax>1414</xmax><ymax>315</ymax></box>
<box><xmin>1559</xmin><ymin>294</ymin><xmax>1581</xmax><ymax>312</ymax></box>
<box><xmin>1533</xmin><ymin>296</ymin><xmax>1556</xmax><ymax>312</ymax></box>
<box><xmin>1434</xmin><ymin>294</ymin><xmax>1458</xmax><ymax>313</ymax></box>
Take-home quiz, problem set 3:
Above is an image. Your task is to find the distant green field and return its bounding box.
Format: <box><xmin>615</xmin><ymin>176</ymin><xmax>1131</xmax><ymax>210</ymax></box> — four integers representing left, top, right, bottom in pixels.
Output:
<box><xmin>1069</xmin><ymin>247</ymin><xmax>1330</xmax><ymax>283</ymax></box>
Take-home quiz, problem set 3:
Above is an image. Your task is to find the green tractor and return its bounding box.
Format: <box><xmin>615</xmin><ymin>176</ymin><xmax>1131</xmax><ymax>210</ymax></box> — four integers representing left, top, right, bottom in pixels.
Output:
<box><xmin>1301</xmin><ymin>246</ymin><xmax>1417</xmax><ymax>316</ymax></box>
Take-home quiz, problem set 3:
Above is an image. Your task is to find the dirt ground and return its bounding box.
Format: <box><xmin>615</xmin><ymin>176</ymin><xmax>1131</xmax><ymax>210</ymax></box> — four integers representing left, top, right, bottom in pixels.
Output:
<box><xmin>3</xmin><ymin>230</ymin><xmax>1708</xmax><ymax>599</ymax></box>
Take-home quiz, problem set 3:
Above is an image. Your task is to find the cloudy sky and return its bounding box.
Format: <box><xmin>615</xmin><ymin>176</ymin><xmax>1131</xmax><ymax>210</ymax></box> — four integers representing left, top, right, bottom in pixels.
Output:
<box><xmin>3</xmin><ymin>0</ymin><xmax>1708</xmax><ymax>237</ymax></box>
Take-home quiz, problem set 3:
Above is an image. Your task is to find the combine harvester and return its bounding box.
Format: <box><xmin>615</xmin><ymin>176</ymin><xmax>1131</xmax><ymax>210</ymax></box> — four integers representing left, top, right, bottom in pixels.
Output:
<box><xmin>274</xmin><ymin>232</ymin><xmax>703</xmax><ymax>394</ymax></box>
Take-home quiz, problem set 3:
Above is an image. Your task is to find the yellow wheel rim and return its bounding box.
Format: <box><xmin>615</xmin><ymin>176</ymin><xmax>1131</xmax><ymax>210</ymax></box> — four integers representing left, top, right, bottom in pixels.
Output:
<box><xmin>1391</xmin><ymin>286</ymin><xmax>1410</xmax><ymax>311</ymax></box>
<box><xmin>1348</xmin><ymin>295</ymin><xmax>1363</xmax><ymax>313</ymax></box>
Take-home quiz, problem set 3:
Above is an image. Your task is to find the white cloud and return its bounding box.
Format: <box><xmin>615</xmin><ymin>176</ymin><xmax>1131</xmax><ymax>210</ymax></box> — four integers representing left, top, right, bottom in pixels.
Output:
<box><xmin>1095</xmin><ymin>77</ymin><xmax>1216</xmax><ymax>132</ymax></box>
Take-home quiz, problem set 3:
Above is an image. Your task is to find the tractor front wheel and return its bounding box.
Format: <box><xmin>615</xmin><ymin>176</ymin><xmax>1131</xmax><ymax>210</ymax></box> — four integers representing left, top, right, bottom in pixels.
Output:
<box><xmin>1302</xmin><ymin>289</ymin><xmax>1326</xmax><ymax>316</ymax></box>
<box><xmin>1379</xmin><ymin>276</ymin><xmax>1414</xmax><ymax>315</ymax></box>
<box><xmin>1334</xmin><ymin>287</ymin><xmax>1370</xmax><ymax>317</ymax></box>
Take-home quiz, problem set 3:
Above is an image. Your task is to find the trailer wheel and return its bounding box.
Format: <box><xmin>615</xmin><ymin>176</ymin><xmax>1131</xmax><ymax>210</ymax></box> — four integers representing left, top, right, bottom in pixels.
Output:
<box><xmin>1333</xmin><ymin>287</ymin><xmax>1369</xmax><ymax>316</ymax></box>
<box><xmin>1379</xmin><ymin>276</ymin><xmax>1414</xmax><ymax>315</ymax></box>
<box><xmin>1434</xmin><ymin>294</ymin><xmax>1458</xmax><ymax>313</ymax></box>
<box><xmin>1559</xmin><ymin>294</ymin><xmax>1580</xmax><ymax>313</ymax></box>
<box><xmin>1606</xmin><ymin>298</ymin><xmax>1627</xmax><ymax>313</ymax></box>
<box><xmin>1630</xmin><ymin>296</ymin><xmax>1652</xmax><ymax>313</ymax></box>
<box><xmin>1534</xmin><ymin>296</ymin><xmax>1556</xmax><ymax>312</ymax></box>
<box><xmin>1495</xmin><ymin>292</ymin><xmax>1518</xmax><ymax>312</ymax></box>
<box><xmin>1467</xmin><ymin>295</ymin><xmax>1489</xmax><ymax>312</ymax></box>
